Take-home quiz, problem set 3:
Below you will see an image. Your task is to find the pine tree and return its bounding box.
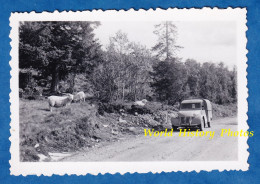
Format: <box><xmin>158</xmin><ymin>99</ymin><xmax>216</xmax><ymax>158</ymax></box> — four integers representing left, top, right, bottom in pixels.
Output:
<box><xmin>152</xmin><ymin>21</ymin><xmax>182</xmax><ymax>60</ymax></box>
<box><xmin>19</xmin><ymin>21</ymin><xmax>102</xmax><ymax>93</ymax></box>
<box><xmin>151</xmin><ymin>58</ymin><xmax>186</xmax><ymax>105</ymax></box>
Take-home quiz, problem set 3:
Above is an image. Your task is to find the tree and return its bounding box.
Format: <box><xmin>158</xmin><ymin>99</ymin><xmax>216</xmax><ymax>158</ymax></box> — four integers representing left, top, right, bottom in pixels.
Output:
<box><xmin>151</xmin><ymin>58</ymin><xmax>237</xmax><ymax>105</ymax></box>
<box><xmin>19</xmin><ymin>21</ymin><xmax>102</xmax><ymax>93</ymax></box>
<box><xmin>91</xmin><ymin>31</ymin><xmax>154</xmax><ymax>102</ymax></box>
<box><xmin>215</xmin><ymin>62</ymin><xmax>232</xmax><ymax>104</ymax></box>
<box><xmin>151</xmin><ymin>58</ymin><xmax>187</xmax><ymax>105</ymax></box>
<box><xmin>185</xmin><ymin>59</ymin><xmax>201</xmax><ymax>97</ymax></box>
<box><xmin>229</xmin><ymin>66</ymin><xmax>237</xmax><ymax>102</ymax></box>
<box><xmin>91</xmin><ymin>61</ymin><xmax>118</xmax><ymax>102</ymax></box>
<box><xmin>197</xmin><ymin>62</ymin><xmax>236</xmax><ymax>104</ymax></box>
<box><xmin>199</xmin><ymin>62</ymin><xmax>219</xmax><ymax>102</ymax></box>
<box><xmin>106</xmin><ymin>30</ymin><xmax>131</xmax><ymax>101</ymax></box>
<box><xmin>127</xmin><ymin>42</ymin><xmax>154</xmax><ymax>101</ymax></box>
<box><xmin>152</xmin><ymin>21</ymin><xmax>182</xmax><ymax>60</ymax></box>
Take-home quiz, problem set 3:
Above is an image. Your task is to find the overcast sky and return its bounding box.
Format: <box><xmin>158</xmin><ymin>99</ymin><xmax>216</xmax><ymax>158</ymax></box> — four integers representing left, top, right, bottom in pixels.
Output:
<box><xmin>94</xmin><ymin>21</ymin><xmax>236</xmax><ymax>68</ymax></box>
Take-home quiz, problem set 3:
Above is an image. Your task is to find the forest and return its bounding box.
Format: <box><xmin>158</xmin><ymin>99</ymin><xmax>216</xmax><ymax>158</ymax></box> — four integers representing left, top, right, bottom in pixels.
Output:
<box><xmin>19</xmin><ymin>21</ymin><xmax>237</xmax><ymax>105</ymax></box>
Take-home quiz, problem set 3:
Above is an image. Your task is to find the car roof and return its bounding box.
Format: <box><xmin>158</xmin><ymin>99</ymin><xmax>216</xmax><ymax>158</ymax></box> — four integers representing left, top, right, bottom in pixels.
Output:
<box><xmin>181</xmin><ymin>99</ymin><xmax>203</xmax><ymax>103</ymax></box>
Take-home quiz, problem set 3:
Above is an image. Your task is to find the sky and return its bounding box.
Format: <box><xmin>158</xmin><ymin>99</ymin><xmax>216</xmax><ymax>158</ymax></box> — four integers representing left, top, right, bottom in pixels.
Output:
<box><xmin>94</xmin><ymin>21</ymin><xmax>237</xmax><ymax>68</ymax></box>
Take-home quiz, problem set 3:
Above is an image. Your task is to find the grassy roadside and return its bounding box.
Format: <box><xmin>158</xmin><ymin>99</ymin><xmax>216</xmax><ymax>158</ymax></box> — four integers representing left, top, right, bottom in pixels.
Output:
<box><xmin>19</xmin><ymin>99</ymin><xmax>236</xmax><ymax>161</ymax></box>
<box><xmin>212</xmin><ymin>103</ymin><xmax>237</xmax><ymax>119</ymax></box>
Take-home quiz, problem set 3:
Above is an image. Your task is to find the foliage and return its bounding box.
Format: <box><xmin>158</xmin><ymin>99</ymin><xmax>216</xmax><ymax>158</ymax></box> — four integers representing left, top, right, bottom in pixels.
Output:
<box><xmin>19</xmin><ymin>21</ymin><xmax>102</xmax><ymax>93</ymax></box>
<box><xmin>151</xmin><ymin>58</ymin><xmax>237</xmax><ymax>105</ymax></box>
<box><xmin>151</xmin><ymin>58</ymin><xmax>187</xmax><ymax>105</ymax></box>
<box><xmin>212</xmin><ymin>103</ymin><xmax>237</xmax><ymax>119</ymax></box>
<box><xmin>152</xmin><ymin>21</ymin><xmax>182</xmax><ymax>60</ymax></box>
<box><xmin>19</xmin><ymin>21</ymin><xmax>237</xmax><ymax>105</ymax></box>
<box><xmin>91</xmin><ymin>31</ymin><xmax>154</xmax><ymax>102</ymax></box>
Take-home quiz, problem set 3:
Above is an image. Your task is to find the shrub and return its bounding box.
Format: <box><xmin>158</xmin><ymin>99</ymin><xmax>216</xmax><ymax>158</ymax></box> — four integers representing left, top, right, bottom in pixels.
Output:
<box><xmin>98</xmin><ymin>101</ymin><xmax>132</xmax><ymax>115</ymax></box>
<box><xmin>20</xmin><ymin>146</ymin><xmax>40</xmax><ymax>162</ymax></box>
<box><xmin>212</xmin><ymin>103</ymin><xmax>237</xmax><ymax>119</ymax></box>
<box><xmin>19</xmin><ymin>88</ymin><xmax>24</xmax><ymax>98</ymax></box>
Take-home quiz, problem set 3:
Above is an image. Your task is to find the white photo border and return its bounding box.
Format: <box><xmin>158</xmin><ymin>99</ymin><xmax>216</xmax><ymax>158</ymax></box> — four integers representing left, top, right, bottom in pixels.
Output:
<box><xmin>9</xmin><ymin>8</ymin><xmax>248</xmax><ymax>176</ymax></box>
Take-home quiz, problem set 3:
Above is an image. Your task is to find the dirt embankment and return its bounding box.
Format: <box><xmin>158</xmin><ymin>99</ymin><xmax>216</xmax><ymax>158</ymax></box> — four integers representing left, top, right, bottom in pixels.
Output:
<box><xmin>62</xmin><ymin>117</ymin><xmax>238</xmax><ymax>162</ymax></box>
<box><xmin>19</xmin><ymin>99</ymin><xmax>236</xmax><ymax>162</ymax></box>
<box><xmin>20</xmin><ymin>99</ymin><xmax>177</xmax><ymax>161</ymax></box>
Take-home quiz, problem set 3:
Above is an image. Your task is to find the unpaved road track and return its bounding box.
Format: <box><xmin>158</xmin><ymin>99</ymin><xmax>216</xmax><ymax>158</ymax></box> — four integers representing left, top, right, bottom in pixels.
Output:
<box><xmin>61</xmin><ymin>117</ymin><xmax>238</xmax><ymax>161</ymax></box>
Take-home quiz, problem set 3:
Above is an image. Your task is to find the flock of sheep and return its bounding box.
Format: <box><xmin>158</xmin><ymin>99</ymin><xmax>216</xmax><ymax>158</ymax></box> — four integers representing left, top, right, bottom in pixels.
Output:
<box><xmin>47</xmin><ymin>91</ymin><xmax>149</xmax><ymax>113</ymax></box>
<box><xmin>47</xmin><ymin>91</ymin><xmax>87</xmax><ymax>112</ymax></box>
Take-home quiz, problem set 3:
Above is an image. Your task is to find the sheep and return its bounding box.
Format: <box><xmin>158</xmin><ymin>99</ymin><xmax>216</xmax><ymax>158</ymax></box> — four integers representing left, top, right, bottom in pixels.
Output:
<box><xmin>73</xmin><ymin>91</ymin><xmax>86</xmax><ymax>102</ymax></box>
<box><xmin>48</xmin><ymin>94</ymin><xmax>74</xmax><ymax>112</ymax></box>
<box><xmin>133</xmin><ymin>99</ymin><xmax>148</xmax><ymax>107</ymax></box>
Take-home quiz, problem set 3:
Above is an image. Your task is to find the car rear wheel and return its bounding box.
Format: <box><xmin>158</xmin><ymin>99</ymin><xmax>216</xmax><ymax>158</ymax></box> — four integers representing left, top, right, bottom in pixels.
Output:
<box><xmin>172</xmin><ymin>125</ymin><xmax>178</xmax><ymax>131</ymax></box>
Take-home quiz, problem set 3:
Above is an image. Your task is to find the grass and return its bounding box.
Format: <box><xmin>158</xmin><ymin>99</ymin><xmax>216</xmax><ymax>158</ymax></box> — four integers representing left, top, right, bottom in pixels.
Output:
<box><xmin>19</xmin><ymin>99</ymin><xmax>104</xmax><ymax>161</ymax></box>
<box><xmin>19</xmin><ymin>98</ymin><xmax>237</xmax><ymax>161</ymax></box>
<box><xmin>212</xmin><ymin>103</ymin><xmax>237</xmax><ymax>119</ymax></box>
<box><xmin>20</xmin><ymin>99</ymin><xmax>144</xmax><ymax>161</ymax></box>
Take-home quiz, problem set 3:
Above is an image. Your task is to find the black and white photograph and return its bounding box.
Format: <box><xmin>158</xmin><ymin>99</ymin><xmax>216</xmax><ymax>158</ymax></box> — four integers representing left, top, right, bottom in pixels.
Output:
<box><xmin>9</xmin><ymin>9</ymin><xmax>248</xmax><ymax>175</ymax></box>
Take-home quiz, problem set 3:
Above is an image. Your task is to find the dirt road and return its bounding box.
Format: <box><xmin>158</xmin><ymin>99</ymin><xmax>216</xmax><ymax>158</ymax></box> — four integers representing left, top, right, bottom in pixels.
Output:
<box><xmin>61</xmin><ymin>117</ymin><xmax>238</xmax><ymax>161</ymax></box>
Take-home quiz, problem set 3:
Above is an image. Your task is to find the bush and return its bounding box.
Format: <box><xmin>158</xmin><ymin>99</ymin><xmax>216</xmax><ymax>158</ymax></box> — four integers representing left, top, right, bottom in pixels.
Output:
<box><xmin>20</xmin><ymin>146</ymin><xmax>40</xmax><ymax>162</ymax></box>
<box><xmin>98</xmin><ymin>101</ymin><xmax>132</xmax><ymax>115</ymax></box>
<box><xmin>33</xmin><ymin>87</ymin><xmax>43</xmax><ymax>96</ymax></box>
<box><xmin>20</xmin><ymin>112</ymin><xmax>102</xmax><ymax>162</ymax></box>
<box><xmin>128</xmin><ymin>101</ymin><xmax>177</xmax><ymax>115</ymax></box>
<box><xmin>129</xmin><ymin>105</ymin><xmax>152</xmax><ymax>114</ymax></box>
<box><xmin>19</xmin><ymin>88</ymin><xmax>24</xmax><ymax>98</ymax></box>
<box><xmin>212</xmin><ymin>103</ymin><xmax>237</xmax><ymax>119</ymax></box>
<box><xmin>20</xmin><ymin>85</ymin><xmax>44</xmax><ymax>100</ymax></box>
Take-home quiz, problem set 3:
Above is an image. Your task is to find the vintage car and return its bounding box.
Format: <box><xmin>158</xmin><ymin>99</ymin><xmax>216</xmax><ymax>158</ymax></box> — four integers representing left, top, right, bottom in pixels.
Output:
<box><xmin>171</xmin><ymin>99</ymin><xmax>212</xmax><ymax>131</ymax></box>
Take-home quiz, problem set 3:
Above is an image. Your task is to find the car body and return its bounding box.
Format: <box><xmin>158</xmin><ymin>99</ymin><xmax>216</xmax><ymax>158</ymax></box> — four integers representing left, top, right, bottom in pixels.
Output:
<box><xmin>171</xmin><ymin>99</ymin><xmax>212</xmax><ymax>131</ymax></box>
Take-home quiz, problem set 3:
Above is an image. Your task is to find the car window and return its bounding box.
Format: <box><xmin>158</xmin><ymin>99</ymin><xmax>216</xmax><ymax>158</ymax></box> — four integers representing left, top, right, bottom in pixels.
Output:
<box><xmin>181</xmin><ymin>103</ymin><xmax>201</xmax><ymax>109</ymax></box>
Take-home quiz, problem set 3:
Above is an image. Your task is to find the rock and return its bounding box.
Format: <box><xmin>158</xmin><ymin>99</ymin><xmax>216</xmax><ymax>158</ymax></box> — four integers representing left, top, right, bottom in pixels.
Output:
<box><xmin>90</xmin><ymin>138</ymin><xmax>96</xmax><ymax>142</ymax></box>
<box><xmin>38</xmin><ymin>154</ymin><xmax>48</xmax><ymax>162</ymax></box>
<box><xmin>112</xmin><ymin>129</ymin><xmax>118</xmax><ymax>135</ymax></box>
<box><xmin>119</xmin><ymin>117</ymin><xmax>127</xmax><ymax>123</ymax></box>
<box><xmin>128</xmin><ymin>127</ymin><xmax>136</xmax><ymax>132</ymax></box>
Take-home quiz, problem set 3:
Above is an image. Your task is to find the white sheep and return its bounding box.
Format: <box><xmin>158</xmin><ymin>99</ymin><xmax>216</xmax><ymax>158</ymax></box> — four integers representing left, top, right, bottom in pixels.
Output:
<box><xmin>48</xmin><ymin>94</ymin><xmax>74</xmax><ymax>112</ymax></box>
<box><xmin>73</xmin><ymin>91</ymin><xmax>86</xmax><ymax>102</ymax></box>
<box><xmin>133</xmin><ymin>99</ymin><xmax>148</xmax><ymax>106</ymax></box>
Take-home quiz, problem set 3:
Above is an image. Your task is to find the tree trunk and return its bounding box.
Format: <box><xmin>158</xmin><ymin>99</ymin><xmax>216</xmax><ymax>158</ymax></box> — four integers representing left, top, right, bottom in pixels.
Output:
<box><xmin>122</xmin><ymin>82</ymin><xmax>125</xmax><ymax>102</ymax></box>
<box><xmin>134</xmin><ymin>76</ymin><xmax>138</xmax><ymax>101</ymax></box>
<box><xmin>166</xmin><ymin>21</ymin><xmax>169</xmax><ymax>60</ymax></box>
<box><xmin>69</xmin><ymin>73</ymin><xmax>76</xmax><ymax>93</ymax></box>
<box><xmin>51</xmin><ymin>65</ymin><xmax>59</xmax><ymax>93</ymax></box>
<box><xmin>116</xmin><ymin>81</ymin><xmax>120</xmax><ymax>101</ymax></box>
